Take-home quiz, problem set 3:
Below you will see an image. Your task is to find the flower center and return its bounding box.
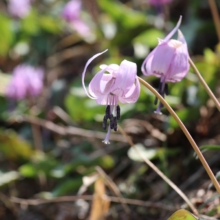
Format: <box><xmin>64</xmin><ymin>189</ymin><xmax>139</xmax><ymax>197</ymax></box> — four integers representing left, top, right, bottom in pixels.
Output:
<box><xmin>169</xmin><ymin>39</ymin><xmax>182</xmax><ymax>49</ymax></box>
<box><xmin>102</xmin><ymin>105</ymin><xmax>120</xmax><ymax>131</ymax></box>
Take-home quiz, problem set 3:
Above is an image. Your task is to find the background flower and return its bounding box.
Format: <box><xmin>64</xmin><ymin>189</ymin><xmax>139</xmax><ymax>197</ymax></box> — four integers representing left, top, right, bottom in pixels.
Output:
<box><xmin>8</xmin><ymin>0</ymin><xmax>32</xmax><ymax>18</ymax></box>
<box><xmin>61</xmin><ymin>0</ymin><xmax>90</xmax><ymax>36</ymax></box>
<box><xmin>6</xmin><ymin>64</ymin><xmax>44</xmax><ymax>100</ymax></box>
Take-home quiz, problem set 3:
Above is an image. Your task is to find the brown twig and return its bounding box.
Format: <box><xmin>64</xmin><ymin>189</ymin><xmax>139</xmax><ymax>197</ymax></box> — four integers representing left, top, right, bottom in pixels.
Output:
<box><xmin>95</xmin><ymin>166</ymin><xmax>130</xmax><ymax>214</ymax></box>
<box><xmin>9</xmin><ymin>115</ymin><xmax>126</xmax><ymax>143</ymax></box>
<box><xmin>117</xmin><ymin>125</ymin><xmax>198</xmax><ymax>215</ymax></box>
<box><xmin>10</xmin><ymin>195</ymin><xmax>175</xmax><ymax>211</ymax></box>
<box><xmin>208</xmin><ymin>0</ymin><xmax>220</xmax><ymax>42</ymax></box>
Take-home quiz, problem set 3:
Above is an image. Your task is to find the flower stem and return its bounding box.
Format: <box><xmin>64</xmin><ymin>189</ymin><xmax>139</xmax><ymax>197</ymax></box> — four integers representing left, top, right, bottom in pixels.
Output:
<box><xmin>138</xmin><ymin>76</ymin><xmax>220</xmax><ymax>195</ymax></box>
<box><xmin>189</xmin><ymin>58</ymin><xmax>220</xmax><ymax>111</ymax></box>
<box><xmin>118</xmin><ymin>125</ymin><xmax>198</xmax><ymax>215</ymax></box>
<box><xmin>208</xmin><ymin>0</ymin><xmax>220</xmax><ymax>42</ymax></box>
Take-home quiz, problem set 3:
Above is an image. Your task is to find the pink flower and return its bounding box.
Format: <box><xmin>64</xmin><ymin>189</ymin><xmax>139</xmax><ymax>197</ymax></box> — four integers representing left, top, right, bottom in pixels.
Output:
<box><xmin>62</xmin><ymin>0</ymin><xmax>90</xmax><ymax>37</ymax></box>
<box><xmin>148</xmin><ymin>0</ymin><xmax>173</xmax><ymax>6</ymax></box>
<box><xmin>8</xmin><ymin>0</ymin><xmax>32</xmax><ymax>19</ymax></box>
<box><xmin>6</xmin><ymin>64</ymin><xmax>44</xmax><ymax>100</ymax></box>
<box><xmin>82</xmin><ymin>50</ymin><xmax>140</xmax><ymax>144</ymax></box>
<box><xmin>141</xmin><ymin>16</ymin><xmax>189</xmax><ymax>114</ymax></box>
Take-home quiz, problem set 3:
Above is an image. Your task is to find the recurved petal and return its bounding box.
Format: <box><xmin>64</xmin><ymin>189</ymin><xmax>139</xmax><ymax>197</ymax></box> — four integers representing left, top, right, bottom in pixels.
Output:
<box><xmin>177</xmin><ymin>29</ymin><xmax>187</xmax><ymax>44</ymax></box>
<box><xmin>82</xmin><ymin>49</ymin><xmax>108</xmax><ymax>99</ymax></box>
<box><xmin>119</xmin><ymin>77</ymin><xmax>140</xmax><ymax>103</ymax></box>
<box><xmin>164</xmin><ymin>16</ymin><xmax>182</xmax><ymax>42</ymax></box>
<box><xmin>166</xmin><ymin>44</ymin><xmax>189</xmax><ymax>82</ymax></box>
<box><xmin>88</xmin><ymin>68</ymin><xmax>110</xmax><ymax>97</ymax></box>
<box><xmin>112</xmin><ymin>60</ymin><xmax>137</xmax><ymax>96</ymax></box>
<box><xmin>150</xmin><ymin>42</ymin><xmax>175</xmax><ymax>78</ymax></box>
<box><xmin>141</xmin><ymin>48</ymin><xmax>156</xmax><ymax>76</ymax></box>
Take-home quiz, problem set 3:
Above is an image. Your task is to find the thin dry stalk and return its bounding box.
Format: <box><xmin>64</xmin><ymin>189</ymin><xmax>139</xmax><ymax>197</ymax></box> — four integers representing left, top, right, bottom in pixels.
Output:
<box><xmin>138</xmin><ymin>77</ymin><xmax>220</xmax><ymax>196</ymax></box>
<box><xmin>189</xmin><ymin>58</ymin><xmax>220</xmax><ymax>111</ymax></box>
<box><xmin>208</xmin><ymin>0</ymin><xmax>220</xmax><ymax>42</ymax></box>
<box><xmin>117</xmin><ymin>126</ymin><xmax>198</xmax><ymax>215</ymax></box>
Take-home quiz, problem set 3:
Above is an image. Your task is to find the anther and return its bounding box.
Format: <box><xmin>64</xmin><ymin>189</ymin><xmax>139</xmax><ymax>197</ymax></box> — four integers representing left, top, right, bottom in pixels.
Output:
<box><xmin>102</xmin><ymin>115</ymin><xmax>107</xmax><ymax>130</ymax></box>
<box><xmin>165</xmin><ymin>83</ymin><xmax>169</xmax><ymax>96</ymax></box>
<box><xmin>116</xmin><ymin>105</ymin><xmax>120</xmax><ymax>120</ymax></box>
<box><xmin>113</xmin><ymin>117</ymin><xmax>117</xmax><ymax>131</ymax></box>
<box><xmin>105</xmin><ymin>105</ymin><xmax>111</xmax><ymax>119</ymax></box>
<box><xmin>110</xmin><ymin>114</ymin><xmax>114</xmax><ymax>129</ymax></box>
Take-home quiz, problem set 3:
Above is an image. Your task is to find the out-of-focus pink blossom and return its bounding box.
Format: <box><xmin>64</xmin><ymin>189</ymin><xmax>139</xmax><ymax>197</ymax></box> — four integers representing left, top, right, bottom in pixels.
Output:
<box><xmin>82</xmin><ymin>50</ymin><xmax>140</xmax><ymax>144</ymax></box>
<box><xmin>6</xmin><ymin>64</ymin><xmax>44</xmax><ymax>100</ymax></box>
<box><xmin>62</xmin><ymin>0</ymin><xmax>90</xmax><ymax>36</ymax></box>
<box><xmin>8</xmin><ymin>0</ymin><xmax>32</xmax><ymax>18</ymax></box>
<box><xmin>142</xmin><ymin>16</ymin><xmax>189</xmax><ymax>114</ymax></box>
<box><xmin>149</xmin><ymin>0</ymin><xmax>173</xmax><ymax>6</ymax></box>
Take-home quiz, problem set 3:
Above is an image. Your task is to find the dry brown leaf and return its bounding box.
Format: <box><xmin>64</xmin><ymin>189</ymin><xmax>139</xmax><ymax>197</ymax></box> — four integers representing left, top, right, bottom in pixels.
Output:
<box><xmin>89</xmin><ymin>178</ymin><xmax>110</xmax><ymax>220</ymax></box>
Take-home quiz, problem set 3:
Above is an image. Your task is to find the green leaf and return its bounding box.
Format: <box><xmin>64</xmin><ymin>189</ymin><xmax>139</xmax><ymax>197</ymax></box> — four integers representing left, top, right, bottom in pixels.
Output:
<box><xmin>200</xmin><ymin>145</ymin><xmax>220</xmax><ymax>152</ymax></box>
<box><xmin>0</xmin><ymin>130</ymin><xmax>34</xmax><ymax>160</ymax></box>
<box><xmin>40</xmin><ymin>16</ymin><xmax>61</xmax><ymax>33</ymax></box>
<box><xmin>21</xmin><ymin>9</ymin><xmax>40</xmax><ymax>35</ymax></box>
<box><xmin>168</xmin><ymin>209</ymin><xmax>198</xmax><ymax>220</ymax></box>
<box><xmin>133</xmin><ymin>29</ymin><xmax>164</xmax><ymax>48</ymax></box>
<box><xmin>97</xmin><ymin>0</ymin><xmax>146</xmax><ymax>29</ymax></box>
<box><xmin>0</xmin><ymin>15</ymin><xmax>14</xmax><ymax>55</ymax></box>
<box><xmin>52</xmin><ymin>178</ymin><xmax>82</xmax><ymax>197</ymax></box>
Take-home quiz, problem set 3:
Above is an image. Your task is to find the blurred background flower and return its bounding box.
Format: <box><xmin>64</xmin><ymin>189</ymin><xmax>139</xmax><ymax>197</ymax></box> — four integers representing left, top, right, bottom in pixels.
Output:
<box><xmin>8</xmin><ymin>0</ymin><xmax>32</xmax><ymax>18</ymax></box>
<box><xmin>6</xmin><ymin>64</ymin><xmax>44</xmax><ymax>100</ymax></box>
<box><xmin>62</xmin><ymin>0</ymin><xmax>91</xmax><ymax>36</ymax></box>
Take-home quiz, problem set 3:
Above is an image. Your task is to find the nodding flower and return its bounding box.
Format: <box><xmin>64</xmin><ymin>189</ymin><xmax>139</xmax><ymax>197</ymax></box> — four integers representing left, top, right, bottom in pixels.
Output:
<box><xmin>8</xmin><ymin>0</ymin><xmax>32</xmax><ymax>19</ymax></box>
<box><xmin>61</xmin><ymin>0</ymin><xmax>90</xmax><ymax>37</ymax></box>
<box><xmin>141</xmin><ymin>16</ymin><xmax>189</xmax><ymax>114</ymax></box>
<box><xmin>82</xmin><ymin>50</ymin><xmax>140</xmax><ymax>144</ymax></box>
<box><xmin>6</xmin><ymin>64</ymin><xmax>44</xmax><ymax>100</ymax></box>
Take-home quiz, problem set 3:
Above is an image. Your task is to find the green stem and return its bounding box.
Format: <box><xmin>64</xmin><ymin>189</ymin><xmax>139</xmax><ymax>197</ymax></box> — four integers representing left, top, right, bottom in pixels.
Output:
<box><xmin>189</xmin><ymin>58</ymin><xmax>220</xmax><ymax>111</ymax></box>
<box><xmin>138</xmin><ymin>77</ymin><xmax>220</xmax><ymax>195</ymax></box>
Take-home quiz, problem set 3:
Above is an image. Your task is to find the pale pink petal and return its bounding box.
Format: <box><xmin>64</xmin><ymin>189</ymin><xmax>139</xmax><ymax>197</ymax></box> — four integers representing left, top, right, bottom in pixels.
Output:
<box><xmin>111</xmin><ymin>60</ymin><xmax>137</xmax><ymax>96</ymax></box>
<box><xmin>164</xmin><ymin>16</ymin><xmax>182</xmax><ymax>42</ymax></box>
<box><xmin>177</xmin><ymin>29</ymin><xmax>187</xmax><ymax>44</ymax></box>
<box><xmin>141</xmin><ymin>48</ymin><xmax>156</xmax><ymax>76</ymax></box>
<box><xmin>151</xmin><ymin>43</ymin><xmax>175</xmax><ymax>78</ymax></box>
<box><xmin>82</xmin><ymin>49</ymin><xmax>108</xmax><ymax>99</ymax></box>
<box><xmin>88</xmin><ymin>68</ymin><xmax>108</xmax><ymax>97</ymax></box>
<box><xmin>100</xmin><ymin>64</ymin><xmax>119</xmax><ymax>75</ymax></box>
<box><xmin>166</xmin><ymin>44</ymin><xmax>189</xmax><ymax>82</ymax></box>
<box><xmin>119</xmin><ymin>77</ymin><xmax>140</xmax><ymax>103</ymax></box>
<box><xmin>96</xmin><ymin>94</ymin><xmax>118</xmax><ymax>105</ymax></box>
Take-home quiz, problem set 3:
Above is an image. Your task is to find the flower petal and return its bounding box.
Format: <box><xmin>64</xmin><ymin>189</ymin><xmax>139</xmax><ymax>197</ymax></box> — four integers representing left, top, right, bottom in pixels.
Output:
<box><xmin>163</xmin><ymin>16</ymin><xmax>182</xmax><ymax>42</ymax></box>
<box><xmin>112</xmin><ymin>60</ymin><xmax>137</xmax><ymax>96</ymax></box>
<box><xmin>82</xmin><ymin>49</ymin><xmax>108</xmax><ymax>99</ymax></box>
<box><xmin>141</xmin><ymin>48</ymin><xmax>156</xmax><ymax>76</ymax></box>
<box><xmin>119</xmin><ymin>77</ymin><xmax>140</xmax><ymax>103</ymax></box>
<box><xmin>150</xmin><ymin>42</ymin><xmax>175</xmax><ymax>78</ymax></box>
<box><xmin>88</xmin><ymin>68</ymin><xmax>109</xmax><ymax>97</ymax></box>
<box><xmin>166</xmin><ymin>43</ymin><xmax>189</xmax><ymax>82</ymax></box>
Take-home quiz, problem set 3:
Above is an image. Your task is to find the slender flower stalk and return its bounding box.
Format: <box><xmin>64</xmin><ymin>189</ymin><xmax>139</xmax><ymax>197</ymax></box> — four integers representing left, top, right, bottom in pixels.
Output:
<box><xmin>208</xmin><ymin>0</ymin><xmax>220</xmax><ymax>42</ymax></box>
<box><xmin>138</xmin><ymin>76</ymin><xmax>220</xmax><ymax>194</ymax></box>
<box><xmin>118</xmin><ymin>125</ymin><xmax>198</xmax><ymax>215</ymax></box>
<box><xmin>188</xmin><ymin>58</ymin><xmax>220</xmax><ymax>112</ymax></box>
